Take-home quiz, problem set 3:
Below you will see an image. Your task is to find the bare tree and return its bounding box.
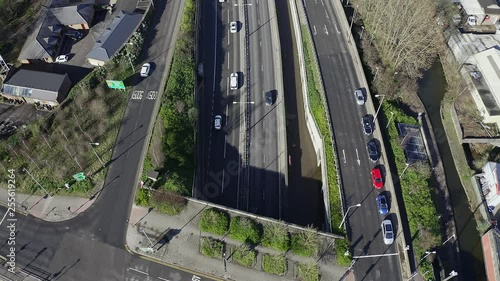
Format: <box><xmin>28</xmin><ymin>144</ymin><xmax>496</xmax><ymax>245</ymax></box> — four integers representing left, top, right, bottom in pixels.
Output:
<box><xmin>89</xmin><ymin>99</ymin><xmax>108</xmax><ymax>118</ymax></box>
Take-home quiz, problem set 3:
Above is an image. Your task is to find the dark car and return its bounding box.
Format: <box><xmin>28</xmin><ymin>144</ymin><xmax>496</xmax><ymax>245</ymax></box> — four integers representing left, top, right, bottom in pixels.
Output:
<box><xmin>367</xmin><ymin>139</ymin><xmax>379</xmax><ymax>162</ymax></box>
<box><xmin>362</xmin><ymin>114</ymin><xmax>374</xmax><ymax>135</ymax></box>
<box><xmin>265</xmin><ymin>91</ymin><xmax>275</xmax><ymax>106</ymax></box>
<box><xmin>376</xmin><ymin>194</ymin><xmax>389</xmax><ymax>215</ymax></box>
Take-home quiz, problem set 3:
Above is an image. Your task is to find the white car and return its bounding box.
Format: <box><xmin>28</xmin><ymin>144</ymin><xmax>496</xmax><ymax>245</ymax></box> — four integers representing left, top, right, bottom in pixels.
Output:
<box><xmin>230</xmin><ymin>21</ymin><xmax>238</xmax><ymax>33</ymax></box>
<box><xmin>354</xmin><ymin>89</ymin><xmax>365</xmax><ymax>105</ymax></box>
<box><xmin>219</xmin><ymin>0</ymin><xmax>225</xmax><ymax>2</ymax></box>
<box><xmin>230</xmin><ymin>72</ymin><xmax>238</xmax><ymax>90</ymax></box>
<box><xmin>381</xmin><ymin>219</ymin><xmax>394</xmax><ymax>245</ymax></box>
<box><xmin>214</xmin><ymin>115</ymin><xmax>222</xmax><ymax>130</ymax></box>
<box><xmin>140</xmin><ymin>63</ymin><xmax>151</xmax><ymax>77</ymax></box>
<box><xmin>55</xmin><ymin>55</ymin><xmax>68</xmax><ymax>63</ymax></box>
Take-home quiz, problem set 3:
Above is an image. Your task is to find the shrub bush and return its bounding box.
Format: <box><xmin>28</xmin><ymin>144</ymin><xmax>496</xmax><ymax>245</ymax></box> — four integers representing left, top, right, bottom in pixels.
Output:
<box><xmin>200</xmin><ymin>237</ymin><xmax>224</xmax><ymax>258</ymax></box>
<box><xmin>199</xmin><ymin>208</ymin><xmax>229</xmax><ymax>235</ymax></box>
<box><xmin>232</xmin><ymin>245</ymin><xmax>256</xmax><ymax>267</ymax></box>
<box><xmin>229</xmin><ymin>217</ymin><xmax>261</xmax><ymax>244</ymax></box>
<box><xmin>262</xmin><ymin>254</ymin><xmax>287</xmax><ymax>276</ymax></box>
<box><xmin>135</xmin><ymin>188</ymin><xmax>150</xmax><ymax>206</ymax></box>
<box><xmin>261</xmin><ymin>223</ymin><xmax>290</xmax><ymax>252</ymax></box>
<box><xmin>291</xmin><ymin>230</ymin><xmax>318</xmax><ymax>257</ymax></box>
<box><xmin>297</xmin><ymin>262</ymin><xmax>320</xmax><ymax>281</ymax></box>
<box><xmin>149</xmin><ymin>189</ymin><xmax>187</xmax><ymax>215</ymax></box>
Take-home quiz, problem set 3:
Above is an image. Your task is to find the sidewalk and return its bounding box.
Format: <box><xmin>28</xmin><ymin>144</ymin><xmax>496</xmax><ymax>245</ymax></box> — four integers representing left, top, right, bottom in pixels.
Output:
<box><xmin>126</xmin><ymin>200</ymin><xmax>352</xmax><ymax>281</ymax></box>
<box><xmin>0</xmin><ymin>188</ymin><xmax>94</xmax><ymax>222</ymax></box>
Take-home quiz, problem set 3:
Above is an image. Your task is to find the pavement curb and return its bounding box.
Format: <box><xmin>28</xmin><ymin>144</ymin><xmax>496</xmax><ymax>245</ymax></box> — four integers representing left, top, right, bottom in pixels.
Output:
<box><xmin>0</xmin><ymin>199</ymin><xmax>28</xmax><ymax>217</ymax></box>
<box><xmin>124</xmin><ymin>243</ymin><xmax>226</xmax><ymax>281</ymax></box>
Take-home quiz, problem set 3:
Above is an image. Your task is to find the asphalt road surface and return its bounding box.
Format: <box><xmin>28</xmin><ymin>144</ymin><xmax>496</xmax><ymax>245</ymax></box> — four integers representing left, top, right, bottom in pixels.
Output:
<box><xmin>0</xmin><ymin>1</ymin><xmax>214</xmax><ymax>280</ymax></box>
<box><xmin>199</xmin><ymin>0</ymin><xmax>284</xmax><ymax>219</ymax></box>
<box><xmin>303</xmin><ymin>0</ymin><xmax>403</xmax><ymax>280</ymax></box>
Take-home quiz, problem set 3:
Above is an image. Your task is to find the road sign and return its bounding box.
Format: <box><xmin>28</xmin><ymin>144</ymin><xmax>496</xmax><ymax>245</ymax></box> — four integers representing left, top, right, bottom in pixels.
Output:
<box><xmin>72</xmin><ymin>172</ymin><xmax>86</xmax><ymax>181</ymax></box>
<box><xmin>106</xmin><ymin>80</ymin><xmax>125</xmax><ymax>89</ymax></box>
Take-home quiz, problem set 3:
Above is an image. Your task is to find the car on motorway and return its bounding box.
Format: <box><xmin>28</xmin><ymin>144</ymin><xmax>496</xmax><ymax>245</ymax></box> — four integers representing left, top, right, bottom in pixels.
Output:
<box><xmin>376</xmin><ymin>194</ymin><xmax>389</xmax><ymax>215</ymax></box>
<box><xmin>219</xmin><ymin>0</ymin><xmax>224</xmax><ymax>2</ymax></box>
<box><xmin>55</xmin><ymin>55</ymin><xmax>68</xmax><ymax>63</ymax></box>
<box><xmin>230</xmin><ymin>72</ymin><xmax>239</xmax><ymax>90</ymax></box>
<box><xmin>140</xmin><ymin>63</ymin><xmax>151</xmax><ymax>77</ymax></box>
<box><xmin>371</xmin><ymin>167</ymin><xmax>384</xmax><ymax>189</ymax></box>
<box><xmin>362</xmin><ymin>114</ymin><xmax>373</xmax><ymax>135</ymax></box>
<box><xmin>214</xmin><ymin>115</ymin><xmax>222</xmax><ymax>130</ymax></box>
<box><xmin>367</xmin><ymin>139</ymin><xmax>379</xmax><ymax>162</ymax></box>
<box><xmin>354</xmin><ymin>89</ymin><xmax>365</xmax><ymax>105</ymax></box>
<box><xmin>265</xmin><ymin>91</ymin><xmax>274</xmax><ymax>106</ymax></box>
<box><xmin>381</xmin><ymin>219</ymin><xmax>394</xmax><ymax>245</ymax></box>
<box><xmin>230</xmin><ymin>21</ymin><xmax>238</xmax><ymax>33</ymax></box>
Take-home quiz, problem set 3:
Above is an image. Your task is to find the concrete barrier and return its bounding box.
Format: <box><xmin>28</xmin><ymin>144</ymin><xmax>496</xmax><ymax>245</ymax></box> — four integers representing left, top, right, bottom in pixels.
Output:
<box><xmin>289</xmin><ymin>0</ymin><xmax>335</xmax><ymax>233</ymax></box>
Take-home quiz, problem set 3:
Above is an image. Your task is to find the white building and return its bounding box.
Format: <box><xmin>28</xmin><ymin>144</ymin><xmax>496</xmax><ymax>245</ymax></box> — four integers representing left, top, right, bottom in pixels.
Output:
<box><xmin>479</xmin><ymin>162</ymin><xmax>500</xmax><ymax>208</ymax></box>
<box><xmin>460</xmin><ymin>0</ymin><xmax>500</xmax><ymax>30</ymax></box>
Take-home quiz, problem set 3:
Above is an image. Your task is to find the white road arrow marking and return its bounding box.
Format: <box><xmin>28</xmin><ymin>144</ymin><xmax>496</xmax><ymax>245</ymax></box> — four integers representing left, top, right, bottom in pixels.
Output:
<box><xmin>355</xmin><ymin>149</ymin><xmax>360</xmax><ymax>166</ymax></box>
<box><xmin>313</xmin><ymin>25</ymin><xmax>317</xmax><ymax>35</ymax></box>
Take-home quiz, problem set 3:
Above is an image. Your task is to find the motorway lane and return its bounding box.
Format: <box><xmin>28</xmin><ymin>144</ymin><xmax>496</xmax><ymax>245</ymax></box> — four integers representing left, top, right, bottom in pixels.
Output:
<box><xmin>303</xmin><ymin>0</ymin><xmax>402</xmax><ymax>280</ymax></box>
<box><xmin>0</xmin><ymin>1</ymin><xmax>216</xmax><ymax>280</ymax></box>
<box><xmin>199</xmin><ymin>0</ymin><xmax>245</xmax><ymax>209</ymax></box>
<box><xmin>246</xmin><ymin>0</ymin><xmax>281</xmax><ymax>219</ymax></box>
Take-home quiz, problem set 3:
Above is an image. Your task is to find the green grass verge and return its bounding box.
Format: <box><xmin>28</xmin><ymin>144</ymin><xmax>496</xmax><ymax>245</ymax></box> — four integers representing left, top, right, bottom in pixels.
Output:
<box><xmin>261</xmin><ymin>223</ymin><xmax>290</xmax><ymax>252</ymax></box>
<box><xmin>297</xmin><ymin>262</ymin><xmax>320</xmax><ymax>281</ymax></box>
<box><xmin>262</xmin><ymin>254</ymin><xmax>287</xmax><ymax>276</ymax></box>
<box><xmin>200</xmin><ymin>237</ymin><xmax>224</xmax><ymax>259</ymax></box>
<box><xmin>335</xmin><ymin>238</ymin><xmax>351</xmax><ymax>266</ymax></box>
<box><xmin>231</xmin><ymin>246</ymin><xmax>256</xmax><ymax>268</ymax></box>
<box><xmin>199</xmin><ymin>208</ymin><xmax>229</xmax><ymax>235</ymax></box>
<box><xmin>291</xmin><ymin>230</ymin><xmax>318</xmax><ymax>257</ymax></box>
<box><xmin>300</xmin><ymin>25</ymin><xmax>342</xmax><ymax>234</ymax></box>
<box><xmin>229</xmin><ymin>217</ymin><xmax>261</xmax><ymax>244</ymax></box>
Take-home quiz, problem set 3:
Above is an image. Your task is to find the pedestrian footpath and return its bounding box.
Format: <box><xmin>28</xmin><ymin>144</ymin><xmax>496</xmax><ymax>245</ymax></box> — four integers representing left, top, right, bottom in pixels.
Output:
<box><xmin>126</xmin><ymin>200</ymin><xmax>352</xmax><ymax>281</ymax></box>
<box><xmin>0</xmin><ymin>188</ymin><xmax>93</xmax><ymax>222</ymax></box>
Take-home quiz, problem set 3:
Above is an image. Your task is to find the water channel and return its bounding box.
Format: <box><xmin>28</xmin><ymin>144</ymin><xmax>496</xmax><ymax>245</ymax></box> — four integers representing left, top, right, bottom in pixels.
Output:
<box><xmin>417</xmin><ymin>61</ymin><xmax>486</xmax><ymax>281</ymax></box>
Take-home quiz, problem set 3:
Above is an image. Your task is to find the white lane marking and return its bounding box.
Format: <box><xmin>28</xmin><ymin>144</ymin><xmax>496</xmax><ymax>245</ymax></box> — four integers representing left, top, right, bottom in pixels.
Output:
<box><xmin>320</xmin><ymin>0</ymin><xmax>325</xmax><ymax>6</ymax></box>
<box><xmin>224</xmin><ymin>135</ymin><xmax>227</xmax><ymax>158</ymax></box>
<box><xmin>228</xmin><ymin>55</ymin><xmax>230</xmax><ymax>69</ymax></box>
<box><xmin>128</xmin><ymin>268</ymin><xmax>148</xmax><ymax>275</ymax></box>
<box><xmin>334</xmin><ymin>23</ymin><xmax>341</xmax><ymax>34</ymax></box>
<box><xmin>260</xmin><ymin>40</ymin><xmax>262</xmax><ymax>47</ymax></box>
<box><xmin>264</xmin><ymin>154</ymin><xmax>266</xmax><ymax>164</ymax></box>
<box><xmin>212</xmin><ymin>3</ymin><xmax>218</xmax><ymax>92</ymax></box>
<box><xmin>236</xmin><ymin>157</ymin><xmax>241</xmax><ymax>209</ymax></box>
<box><xmin>226</xmin><ymin>104</ymin><xmax>229</xmax><ymax>122</ymax></box>
<box><xmin>325</xmin><ymin>10</ymin><xmax>329</xmax><ymax>19</ymax></box>
<box><xmin>261</xmin><ymin>65</ymin><xmax>264</xmax><ymax>71</ymax></box>
<box><xmin>356</xmin><ymin>149</ymin><xmax>360</xmax><ymax>165</ymax></box>
<box><xmin>313</xmin><ymin>25</ymin><xmax>317</xmax><ymax>35</ymax></box>
<box><xmin>157</xmin><ymin>277</ymin><xmax>170</xmax><ymax>281</ymax></box>
<box><xmin>222</xmin><ymin>170</ymin><xmax>225</xmax><ymax>193</ymax></box>
<box><xmin>342</xmin><ymin>149</ymin><xmax>346</xmax><ymax>164</ymax></box>
<box><xmin>324</xmin><ymin>25</ymin><xmax>329</xmax><ymax>35</ymax></box>
<box><xmin>258</xmin><ymin>18</ymin><xmax>260</xmax><ymax>25</ymax></box>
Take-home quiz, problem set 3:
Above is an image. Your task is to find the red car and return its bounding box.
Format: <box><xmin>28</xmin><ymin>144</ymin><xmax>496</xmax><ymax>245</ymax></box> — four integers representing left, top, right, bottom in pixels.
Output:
<box><xmin>371</xmin><ymin>167</ymin><xmax>384</xmax><ymax>189</ymax></box>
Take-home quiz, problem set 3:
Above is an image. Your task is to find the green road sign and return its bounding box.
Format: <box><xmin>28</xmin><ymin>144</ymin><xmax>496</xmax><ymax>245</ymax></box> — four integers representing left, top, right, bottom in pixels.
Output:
<box><xmin>72</xmin><ymin>172</ymin><xmax>86</xmax><ymax>181</ymax></box>
<box><xmin>106</xmin><ymin>80</ymin><xmax>125</xmax><ymax>89</ymax></box>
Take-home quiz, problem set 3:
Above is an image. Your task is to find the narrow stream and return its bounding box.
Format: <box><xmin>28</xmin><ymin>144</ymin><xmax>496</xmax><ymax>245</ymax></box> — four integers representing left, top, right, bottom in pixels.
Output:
<box><xmin>417</xmin><ymin>61</ymin><xmax>486</xmax><ymax>281</ymax></box>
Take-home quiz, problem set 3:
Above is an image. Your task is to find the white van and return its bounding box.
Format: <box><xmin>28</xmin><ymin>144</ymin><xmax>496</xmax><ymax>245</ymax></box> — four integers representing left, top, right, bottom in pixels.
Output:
<box><xmin>230</xmin><ymin>73</ymin><xmax>238</xmax><ymax>90</ymax></box>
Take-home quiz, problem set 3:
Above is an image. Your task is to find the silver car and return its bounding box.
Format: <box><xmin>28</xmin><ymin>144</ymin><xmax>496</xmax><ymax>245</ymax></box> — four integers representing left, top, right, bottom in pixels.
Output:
<box><xmin>354</xmin><ymin>89</ymin><xmax>365</xmax><ymax>105</ymax></box>
<box><xmin>214</xmin><ymin>115</ymin><xmax>222</xmax><ymax>130</ymax></box>
<box><xmin>381</xmin><ymin>219</ymin><xmax>394</xmax><ymax>245</ymax></box>
<box><xmin>230</xmin><ymin>21</ymin><xmax>238</xmax><ymax>33</ymax></box>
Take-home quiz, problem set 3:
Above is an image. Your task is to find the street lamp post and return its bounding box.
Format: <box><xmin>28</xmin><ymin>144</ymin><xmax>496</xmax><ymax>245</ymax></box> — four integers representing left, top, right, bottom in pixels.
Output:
<box><xmin>419</xmin><ymin>251</ymin><xmax>436</xmax><ymax>265</ymax></box>
<box><xmin>360</xmin><ymin>26</ymin><xmax>365</xmax><ymax>38</ymax></box>
<box><xmin>442</xmin><ymin>270</ymin><xmax>458</xmax><ymax>281</ymax></box>
<box><xmin>125</xmin><ymin>43</ymin><xmax>135</xmax><ymax>72</ymax></box>
<box><xmin>140</xmin><ymin>228</ymin><xmax>156</xmax><ymax>253</ymax></box>
<box><xmin>22</xmin><ymin>168</ymin><xmax>51</xmax><ymax>197</ymax></box>
<box><xmin>373</xmin><ymin>94</ymin><xmax>386</xmax><ymax>122</ymax></box>
<box><xmin>89</xmin><ymin>143</ymin><xmax>105</xmax><ymax>168</ymax></box>
<box><xmin>339</xmin><ymin>203</ymin><xmax>361</xmax><ymax>228</ymax></box>
<box><xmin>442</xmin><ymin>234</ymin><xmax>456</xmax><ymax>245</ymax></box>
<box><xmin>386</xmin><ymin>112</ymin><xmax>394</xmax><ymax>129</ymax></box>
<box><xmin>399</xmin><ymin>163</ymin><xmax>410</xmax><ymax>178</ymax></box>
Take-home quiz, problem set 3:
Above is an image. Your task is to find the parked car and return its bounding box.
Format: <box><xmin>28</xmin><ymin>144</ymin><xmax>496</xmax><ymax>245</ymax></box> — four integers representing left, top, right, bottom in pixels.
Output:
<box><xmin>362</xmin><ymin>114</ymin><xmax>373</xmax><ymax>135</ymax></box>
<box><xmin>140</xmin><ymin>63</ymin><xmax>151</xmax><ymax>77</ymax></box>
<box><xmin>219</xmin><ymin>0</ymin><xmax>225</xmax><ymax>2</ymax></box>
<box><xmin>55</xmin><ymin>55</ymin><xmax>68</xmax><ymax>63</ymax></box>
<box><xmin>371</xmin><ymin>167</ymin><xmax>384</xmax><ymax>189</ymax></box>
<box><xmin>230</xmin><ymin>72</ymin><xmax>239</xmax><ymax>90</ymax></box>
<box><xmin>230</xmin><ymin>21</ymin><xmax>238</xmax><ymax>33</ymax></box>
<box><xmin>381</xmin><ymin>219</ymin><xmax>394</xmax><ymax>245</ymax></box>
<box><xmin>214</xmin><ymin>115</ymin><xmax>222</xmax><ymax>130</ymax></box>
<box><xmin>265</xmin><ymin>91</ymin><xmax>274</xmax><ymax>106</ymax></box>
<box><xmin>367</xmin><ymin>139</ymin><xmax>379</xmax><ymax>162</ymax></box>
<box><xmin>376</xmin><ymin>194</ymin><xmax>389</xmax><ymax>215</ymax></box>
<box><xmin>354</xmin><ymin>89</ymin><xmax>365</xmax><ymax>105</ymax></box>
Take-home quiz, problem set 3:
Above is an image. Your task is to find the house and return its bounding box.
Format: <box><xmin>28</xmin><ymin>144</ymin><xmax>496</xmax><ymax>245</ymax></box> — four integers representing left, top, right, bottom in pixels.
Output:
<box><xmin>460</xmin><ymin>0</ymin><xmax>500</xmax><ymax>31</ymax></box>
<box><xmin>17</xmin><ymin>0</ymin><xmax>95</xmax><ymax>64</ymax></box>
<box><xmin>86</xmin><ymin>11</ymin><xmax>143</xmax><ymax>67</ymax></box>
<box><xmin>0</xmin><ymin>69</ymin><xmax>72</xmax><ymax>107</ymax></box>
<box><xmin>462</xmin><ymin>47</ymin><xmax>500</xmax><ymax>126</ymax></box>
<box><xmin>477</xmin><ymin>162</ymin><xmax>500</xmax><ymax>210</ymax></box>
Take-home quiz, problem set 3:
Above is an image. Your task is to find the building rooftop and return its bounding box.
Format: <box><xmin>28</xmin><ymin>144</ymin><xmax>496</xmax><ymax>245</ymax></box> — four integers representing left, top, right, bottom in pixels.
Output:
<box><xmin>2</xmin><ymin>69</ymin><xmax>70</xmax><ymax>101</ymax></box>
<box><xmin>467</xmin><ymin>47</ymin><xmax>500</xmax><ymax>114</ymax></box>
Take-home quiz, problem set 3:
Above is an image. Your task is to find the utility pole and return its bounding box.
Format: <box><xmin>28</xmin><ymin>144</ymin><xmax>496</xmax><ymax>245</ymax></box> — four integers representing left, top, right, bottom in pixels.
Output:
<box><xmin>89</xmin><ymin>143</ymin><xmax>105</xmax><ymax>168</ymax></box>
<box><xmin>347</xmin><ymin>6</ymin><xmax>358</xmax><ymax>43</ymax></box>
